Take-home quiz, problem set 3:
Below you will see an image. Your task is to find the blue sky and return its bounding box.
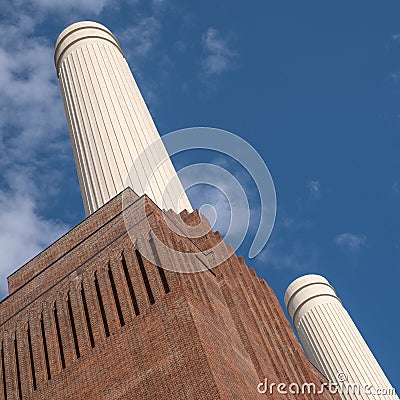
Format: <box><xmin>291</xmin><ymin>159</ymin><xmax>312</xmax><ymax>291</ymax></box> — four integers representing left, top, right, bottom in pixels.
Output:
<box><xmin>0</xmin><ymin>0</ymin><xmax>399</xmax><ymax>389</ymax></box>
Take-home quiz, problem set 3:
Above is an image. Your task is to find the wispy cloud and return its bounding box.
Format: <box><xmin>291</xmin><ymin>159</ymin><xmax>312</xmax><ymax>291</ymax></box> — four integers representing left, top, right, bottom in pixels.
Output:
<box><xmin>181</xmin><ymin>158</ymin><xmax>255</xmax><ymax>244</ymax></box>
<box><xmin>0</xmin><ymin>191</ymin><xmax>67</xmax><ymax>299</ymax></box>
<box><xmin>0</xmin><ymin>4</ymin><xmax>91</xmax><ymax>298</ymax></box>
<box><xmin>187</xmin><ymin>185</ymin><xmax>230</xmax><ymax>233</ymax></box>
<box><xmin>390</xmin><ymin>71</ymin><xmax>400</xmax><ymax>83</ymax></box>
<box><xmin>0</xmin><ymin>26</ymin><xmax>66</xmax><ymax>163</ymax></box>
<box><xmin>393</xmin><ymin>181</ymin><xmax>400</xmax><ymax>193</ymax></box>
<box><xmin>117</xmin><ymin>15</ymin><xmax>164</xmax><ymax>105</ymax></box>
<box><xmin>201</xmin><ymin>27</ymin><xmax>237</xmax><ymax>76</ymax></box>
<box><xmin>119</xmin><ymin>16</ymin><xmax>161</xmax><ymax>58</ymax></box>
<box><xmin>277</xmin><ymin>212</ymin><xmax>313</xmax><ymax>231</ymax></box>
<box><xmin>308</xmin><ymin>180</ymin><xmax>321</xmax><ymax>200</ymax></box>
<box><xmin>31</xmin><ymin>0</ymin><xmax>112</xmax><ymax>15</ymax></box>
<box><xmin>257</xmin><ymin>238</ymin><xmax>319</xmax><ymax>271</ymax></box>
<box><xmin>392</xmin><ymin>33</ymin><xmax>400</xmax><ymax>42</ymax></box>
<box><xmin>0</xmin><ymin>11</ymin><xmax>72</xmax><ymax>180</ymax></box>
<box><xmin>334</xmin><ymin>233</ymin><xmax>367</xmax><ymax>252</ymax></box>
<box><xmin>151</xmin><ymin>0</ymin><xmax>167</xmax><ymax>12</ymax></box>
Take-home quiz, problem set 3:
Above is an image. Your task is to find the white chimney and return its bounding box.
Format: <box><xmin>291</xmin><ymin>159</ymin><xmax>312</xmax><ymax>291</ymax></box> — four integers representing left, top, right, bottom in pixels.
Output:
<box><xmin>54</xmin><ymin>21</ymin><xmax>192</xmax><ymax>216</ymax></box>
<box><xmin>285</xmin><ymin>274</ymin><xmax>398</xmax><ymax>400</ymax></box>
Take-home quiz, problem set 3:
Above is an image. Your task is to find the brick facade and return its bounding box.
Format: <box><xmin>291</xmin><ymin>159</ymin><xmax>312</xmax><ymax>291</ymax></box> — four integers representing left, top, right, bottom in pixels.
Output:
<box><xmin>0</xmin><ymin>188</ymin><xmax>339</xmax><ymax>399</ymax></box>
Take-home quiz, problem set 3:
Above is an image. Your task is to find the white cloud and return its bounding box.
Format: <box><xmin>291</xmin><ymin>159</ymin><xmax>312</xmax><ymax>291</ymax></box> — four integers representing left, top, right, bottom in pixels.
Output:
<box><xmin>277</xmin><ymin>212</ymin><xmax>313</xmax><ymax>231</ymax></box>
<box><xmin>0</xmin><ymin>18</ymin><xmax>67</xmax><ymax>164</ymax></box>
<box><xmin>201</xmin><ymin>27</ymin><xmax>236</xmax><ymax>76</ymax></box>
<box><xmin>390</xmin><ymin>71</ymin><xmax>400</xmax><ymax>83</ymax></box>
<box><xmin>187</xmin><ymin>185</ymin><xmax>230</xmax><ymax>233</ymax></box>
<box><xmin>393</xmin><ymin>181</ymin><xmax>400</xmax><ymax>193</ymax></box>
<box><xmin>334</xmin><ymin>233</ymin><xmax>366</xmax><ymax>252</ymax></box>
<box><xmin>183</xmin><ymin>172</ymin><xmax>250</xmax><ymax>239</ymax></box>
<box><xmin>119</xmin><ymin>17</ymin><xmax>161</xmax><ymax>58</ymax></box>
<box><xmin>308</xmin><ymin>180</ymin><xmax>321</xmax><ymax>200</ymax></box>
<box><xmin>30</xmin><ymin>0</ymin><xmax>112</xmax><ymax>15</ymax></box>
<box><xmin>0</xmin><ymin>191</ymin><xmax>67</xmax><ymax>299</ymax></box>
<box><xmin>152</xmin><ymin>0</ymin><xmax>166</xmax><ymax>11</ymax></box>
<box><xmin>0</xmin><ymin>12</ymin><xmax>73</xmax><ymax>299</ymax></box>
<box><xmin>257</xmin><ymin>238</ymin><xmax>319</xmax><ymax>271</ymax></box>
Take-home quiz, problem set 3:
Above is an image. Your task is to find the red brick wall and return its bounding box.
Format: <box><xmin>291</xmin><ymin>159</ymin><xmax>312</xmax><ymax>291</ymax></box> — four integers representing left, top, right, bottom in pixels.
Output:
<box><xmin>0</xmin><ymin>188</ymin><xmax>340</xmax><ymax>400</ymax></box>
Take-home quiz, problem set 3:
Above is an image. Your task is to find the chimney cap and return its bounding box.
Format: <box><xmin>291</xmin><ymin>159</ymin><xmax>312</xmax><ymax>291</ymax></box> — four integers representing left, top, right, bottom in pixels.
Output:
<box><xmin>54</xmin><ymin>21</ymin><xmax>123</xmax><ymax>72</ymax></box>
<box><xmin>284</xmin><ymin>274</ymin><xmax>340</xmax><ymax>328</ymax></box>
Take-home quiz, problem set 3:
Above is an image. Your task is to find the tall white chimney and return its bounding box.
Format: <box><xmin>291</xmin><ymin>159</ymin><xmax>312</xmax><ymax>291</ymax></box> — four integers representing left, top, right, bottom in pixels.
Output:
<box><xmin>54</xmin><ymin>21</ymin><xmax>192</xmax><ymax>216</ymax></box>
<box><xmin>285</xmin><ymin>274</ymin><xmax>398</xmax><ymax>400</ymax></box>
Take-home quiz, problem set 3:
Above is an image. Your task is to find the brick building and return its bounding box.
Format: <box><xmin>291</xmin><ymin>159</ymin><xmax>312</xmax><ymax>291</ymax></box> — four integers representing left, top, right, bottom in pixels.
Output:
<box><xmin>0</xmin><ymin>189</ymin><xmax>339</xmax><ymax>399</ymax></box>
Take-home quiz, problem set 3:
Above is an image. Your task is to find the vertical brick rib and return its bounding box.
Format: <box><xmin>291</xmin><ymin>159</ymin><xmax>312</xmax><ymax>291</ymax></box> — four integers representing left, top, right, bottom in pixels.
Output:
<box><xmin>27</xmin><ymin>322</ymin><xmax>37</xmax><ymax>392</ymax></box>
<box><xmin>229</xmin><ymin>266</ymin><xmax>282</xmax><ymax>380</ymax></box>
<box><xmin>82</xmin><ymin>276</ymin><xmax>105</xmax><ymax>346</ymax></box>
<box><xmin>122</xmin><ymin>247</ymin><xmax>148</xmax><ymax>313</ymax></box>
<box><xmin>183</xmin><ymin>240</ymin><xmax>213</xmax><ymax>307</ymax></box>
<box><xmin>218</xmin><ymin>275</ymin><xmax>264</xmax><ymax>379</ymax></box>
<box><xmin>67</xmin><ymin>292</ymin><xmax>81</xmax><ymax>359</ymax></box>
<box><xmin>53</xmin><ymin>303</ymin><xmax>66</xmax><ymax>369</ymax></box>
<box><xmin>246</xmin><ymin>268</ymin><xmax>308</xmax><ymax>393</ymax></box>
<box><xmin>257</xmin><ymin>277</ymin><xmax>316</xmax><ymax>400</ymax></box>
<box><xmin>228</xmin><ymin>258</ymin><xmax>285</xmax><ymax>383</ymax></box>
<box><xmin>134</xmin><ymin>248</ymin><xmax>156</xmax><ymax>305</ymax></box>
<box><xmin>3</xmin><ymin>335</ymin><xmax>17</xmax><ymax>399</ymax></box>
<box><xmin>120</xmin><ymin>251</ymin><xmax>140</xmax><ymax>317</ymax></box>
<box><xmin>256</xmin><ymin>276</ymin><xmax>307</xmax><ymax>389</ymax></box>
<box><xmin>97</xmin><ymin>267</ymin><xmax>119</xmax><ymax>336</ymax></box>
<box><xmin>149</xmin><ymin>237</ymin><xmax>170</xmax><ymax>294</ymax></box>
<box><xmin>94</xmin><ymin>271</ymin><xmax>110</xmax><ymax>337</ymax></box>
<box><xmin>30</xmin><ymin>316</ymin><xmax>46</xmax><ymax>389</ymax></box>
<box><xmin>134</xmin><ymin>224</ymin><xmax>168</xmax><ymax>304</ymax></box>
<box><xmin>16</xmin><ymin>324</ymin><xmax>32</xmax><ymax>399</ymax></box>
<box><xmin>42</xmin><ymin>305</ymin><xmax>60</xmax><ymax>377</ymax></box>
<box><xmin>13</xmin><ymin>335</ymin><xmax>22</xmax><ymax>400</ymax></box>
<box><xmin>56</xmin><ymin>293</ymin><xmax>76</xmax><ymax>368</ymax></box>
<box><xmin>259</xmin><ymin>279</ymin><xmax>317</xmax><ymax>400</ymax></box>
<box><xmin>79</xmin><ymin>282</ymin><xmax>95</xmax><ymax>349</ymax></box>
<box><xmin>176</xmin><ymin>237</ymin><xmax>204</xmax><ymax>301</ymax></box>
<box><xmin>1</xmin><ymin>340</ymin><xmax>7</xmax><ymax>400</ymax></box>
<box><xmin>148</xmin><ymin>225</ymin><xmax>181</xmax><ymax>294</ymax></box>
<box><xmin>109</xmin><ymin>256</ymin><xmax>133</xmax><ymax>324</ymax></box>
<box><xmin>107</xmin><ymin>263</ymin><xmax>125</xmax><ymax>327</ymax></box>
<box><xmin>69</xmin><ymin>282</ymin><xmax>91</xmax><ymax>356</ymax></box>
<box><xmin>40</xmin><ymin>313</ymin><xmax>51</xmax><ymax>381</ymax></box>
